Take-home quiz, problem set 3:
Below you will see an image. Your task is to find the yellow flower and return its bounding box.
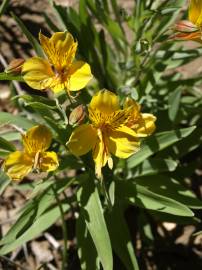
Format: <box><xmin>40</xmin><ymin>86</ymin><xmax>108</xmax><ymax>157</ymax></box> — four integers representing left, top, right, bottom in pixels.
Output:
<box><xmin>173</xmin><ymin>0</ymin><xmax>202</xmax><ymax>42</ymax></box>
<box><xmin>22</xmin><ymin>32</ymin><xmax>93</xmax><ymax>94</ymax></box>
<box><xmin>3</xmin><ymin>125</ymin><xmax>59</xmax><ymax>181</ymax></box>
<box><xmin>67</xmin><ymin>90</ymin><xmax>156</xmax><ymax>179</ymax></box>
<box><xmin>124</xmin><ymin>98</ymin><xmax>156</xmax><ymax>137</ymax></box>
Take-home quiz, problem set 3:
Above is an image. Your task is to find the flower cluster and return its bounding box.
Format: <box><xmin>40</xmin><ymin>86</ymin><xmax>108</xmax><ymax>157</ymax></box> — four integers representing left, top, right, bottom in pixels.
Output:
<box><xmin>68</xmin><ymin>90</ymin><xmax>156</xmax><ymax>178</ymax></box>
<box><xmin>3</xmin><ymin>31</ymin><xmax>156</xmax><ymax>180</ymax></box>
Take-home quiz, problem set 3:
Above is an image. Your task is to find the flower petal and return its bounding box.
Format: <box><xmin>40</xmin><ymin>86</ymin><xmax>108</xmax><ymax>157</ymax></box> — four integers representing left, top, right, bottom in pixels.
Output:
<box><xmin>3</xmin><ymin>151</ymin><xmax>33</xmax><ymax>181</ymax></box>
<box><xmin>89</xmin><ymin>89</ymin><xmax>120</xmax><ymax>114</ymax></box>
<box><xmin>108</xmin><ymin>126</ymin><xmax>140</xmax><ymax>159</ymax></box>
<box><xmin>22</xmin><ymin>57</ymin><xmax>55</xmax><ymax>90</ymax></box>
<box><xmin>23</xmin><ymin>125</ymin><xmax>52</xmax><ymax>155</ymax></box>
<box><xmin>135</xmin><ymin>113</ymin><xmax>156</xmax><ymax>137</ymax></box>
<box><xmin>68</xmin><ymin>61</ymin><xmax>93</xmax><ymax>91</ymax></box>
<box><xmin>67</xmin><ymin>124</ymin><xmax>97</xmax><ymax>156</ymax></box>
<box><xmin>92</xmin><ymin>134</ymin><xmax>109</xmax><ymax>179</ymax></box>
<box><xmin>189</xmin><ymin>0</ymin><xmax>202</xmax><ymax>26</ymax></box>
<box><xmin>39</xmin><ymin>151</ymin><xmax>59</xmax><ymax>172</ymax></box>
<box><xmin>39</xmin><ymin>32</ymin><xmax>77</xmax><ymax>71</ymax></box>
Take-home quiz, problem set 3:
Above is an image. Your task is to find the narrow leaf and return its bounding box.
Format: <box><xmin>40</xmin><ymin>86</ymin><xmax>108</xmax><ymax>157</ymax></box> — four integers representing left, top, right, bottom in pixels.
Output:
<box><xmin>0</xmin><ymin>112</ymin><xmax>35</xmax><ymax>129</ymax></box>
<box><xmin>0</xmin><ymin>137</ymin><xmax>16</xmax><ymax>152</ymax></box>
<box><xmin>127</xmin><ymin>127</ymin><xmax>196</xmax><ymax>168</ymax></box>
<box><xmin>78</xmin><ymin>178</ymin><xmax>113</xmax><ymax>270</ymax></box>
<box><xmin>106</xmin><ymin>205</ymin><xmax>139</xmax><ymax>270</ymax></box>
<box><xmin>76</xmin><ymin>213</ymin><xmax>99</xmax><ymax>270</ymax></box>
<box><xmin>0</xmin><ymin>202</ymin><xmax>69</xmax><ymax>255</ymax></box>
<box><xmin>11</xmin><ymin>12</ymin><xmax>44</xmax><ymax>57</ymax></box>
<box><xmin>116</xmin><ymin>181</ymin><xmax>194</xmax><ymax>217</ymax></box>
<box><xmin>168</xmin><ymin>88</ymin><xmax>181</xmax><ymax>122</ymax></box>
<box><xmin>0</xmin><ymin>170</ymin><xmax>10</xmax><ymax>195</ymax></box>
<box><xmin>134</xmin><ymin>158</ymin><xmax>177</xmax><ymax>176</ymax></box>
<box><xmin>0</xmin><ymin>0</ymin><xmax>10</xmax><ymax>16</ymax></box>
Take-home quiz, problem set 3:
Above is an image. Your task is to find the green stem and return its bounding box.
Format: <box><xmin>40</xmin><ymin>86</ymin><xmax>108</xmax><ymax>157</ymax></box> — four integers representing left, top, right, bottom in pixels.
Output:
<box><xmin>101</xmin><ymin>180</ymin><xmax>113</xmax><ymax>211</ymax></box>
<box><xmin>54</xmin><ymin>98</ymin><xmax>68</xmax><ymax>126</ymax></box>
<box><xmin>52</xmin><ymin>186</ymin><xmax>68</xmax><ymax>270</ymax></box>
<box><xmin>0</xmin><ymin>72</ymin><xmax>24</xmax><ymax>82</ymax></box>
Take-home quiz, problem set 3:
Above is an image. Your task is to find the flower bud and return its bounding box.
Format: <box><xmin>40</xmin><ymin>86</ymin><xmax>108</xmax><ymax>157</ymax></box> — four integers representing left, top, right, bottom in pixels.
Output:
<box><xmin>69</xmin><ymin>105</ymin><xmax>85</xmax><ymax>126</ymax></box>
<box><xmin>5</xmin><ymin>58</ymin><xmax>25</xmax><ymax>74</ymax></box>
<box><xmin>174</xmin><ymin>20</ymin><xmax>198</xmax><ymax>33</ymax></box>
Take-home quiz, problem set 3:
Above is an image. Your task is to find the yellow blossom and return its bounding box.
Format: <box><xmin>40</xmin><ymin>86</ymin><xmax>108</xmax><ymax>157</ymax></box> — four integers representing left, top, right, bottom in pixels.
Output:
<box><xmin>124</xmin><ymin>98</ymin><xmax>156</xmax><ymax>136</ymax></box>
<box><xmin>67</xmin><ymin>89</ymin><xmax>156</xmax><ymax>179</ymax></box>
<box><xmin>3</xmin><ymin>125</ymin><xmax>59</xmax><ymax>181</ymax></box>
<box><xmin>22</xmin><ymin>31</ymin><xmax>93</xmax><ymax>94</ymax></box>
<box><xmin>173</xmin><ymin>0</ymin><xmax>202</xmax><ymax>42</ymax></box>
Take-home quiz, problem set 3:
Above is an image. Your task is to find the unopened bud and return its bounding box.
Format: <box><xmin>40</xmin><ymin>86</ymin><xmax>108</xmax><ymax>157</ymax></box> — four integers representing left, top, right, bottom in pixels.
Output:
<box><xmin>5</xmin><ymin>58</ymin><xmax>25</xmax><ymax>74</ymax></box>
<box><xmin>174</xmin><ymin>20</ymin><xmax>198</xmax><ymax>33</ymax></box>
<box><xmin>69</xmin><ymin>105</ymin><xmax>85</xmax><ymax>126</ymax></box>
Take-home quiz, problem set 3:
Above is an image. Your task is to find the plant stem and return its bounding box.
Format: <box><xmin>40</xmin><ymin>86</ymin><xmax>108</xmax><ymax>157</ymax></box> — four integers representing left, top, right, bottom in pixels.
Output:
<box><xmin>55</xmin><ymin>98</ymin><xmax>68</xmax><ymax>126</ymax></box>
<box><xmin>52</xmin><ymin>186</ymin><xmax>68</xmax><ymax>270</ymax></box>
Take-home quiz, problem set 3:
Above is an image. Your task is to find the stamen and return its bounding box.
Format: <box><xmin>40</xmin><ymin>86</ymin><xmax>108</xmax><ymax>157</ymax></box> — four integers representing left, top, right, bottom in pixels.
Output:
<box><xmin>108</xmin><ymin>157</ymin><xmax>113</xmax><ymax>170</ymax></box>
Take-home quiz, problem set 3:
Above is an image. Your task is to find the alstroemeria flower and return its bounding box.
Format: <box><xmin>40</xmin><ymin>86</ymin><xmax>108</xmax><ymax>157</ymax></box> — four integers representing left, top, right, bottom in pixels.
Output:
<box><xmin>3</xmin><ymin>125</ymin><xmax>59</xmax><ymax>181</ymax></box>
<box><xmin>173</xmin><ymin>0</ymin><xmax>202</xmax><ymax>42</ymax></box>
<box><xmin>22</xmin><ymin>31</ymin><xmax>93</xmax><ymax>94</ymax></box>
<box><xmin>124</xmin><ymin>98</ymin><xmax>156</xmax><ymax>136</ymax></box>
<box><xmin>67</xmin><ymin>90</ymin><xmax>156</xmax><ymax>178</ymax></box>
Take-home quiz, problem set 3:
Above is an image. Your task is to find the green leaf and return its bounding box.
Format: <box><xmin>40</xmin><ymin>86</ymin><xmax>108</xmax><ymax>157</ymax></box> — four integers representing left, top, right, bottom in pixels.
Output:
<box><xmin>134</xmin><ymin>158</ymin><xmax>177</xmax><ymax>176</ymax></box>
<box><xmin>11</xmin><ymin>12</ymin><xmax>44</xmax><ymax>57</ymax></box>
<box><xmin>158</xmin><ymin>128</ymin><xmax>202</xmax><ymax>159</ymax></box>
<box><xmin>168</xmin><ymin>88</ymin><xmax>181</xmax><ymax>122</ymax></box>
<box><xmin>0</xmin><ymin>0</ymin><xmax>10</xmax><ymax>16</ymax></box>
<box><xmin>0</xmin><ymin>131</ymin><xmax>20</xmax><ymax>141</ymax></box>
<box><xmin>16</xmin><ymin>94</ymin><xmax>56</xmax><ymax>107</ymax></box>
<box><xmin>127</xmin><ymin>127</ymin><xmax>196</xmax><ymax>168</ymax></box>
<box><xmin>149</xmin><ymin>211</ymin><xmax>199</xmax><ymax>225</ymax></box>
<box><xmin>24</xmin><ymin>102</ymin><xmax>56</xmax><ymax>118</ymax></box>
<box><xmin>116</xmin><ymin>181</ymin><xmax>194</xmax><ymax>217</ymax></box>
<box><xmin>76</xmin><ymin>213</ymin><xmax>99</xmax><ymax>270</ymax></box>
<box><xmin>106</xmin><ymin>205</ymin><xmax>139</xmax><ymax>270</ymax></box>
<box><xmin>0</xmin><ymin>178</ymin><xmax>73</xmax><ymax>248</ymax></box>
<box><xmin>0</xmin><ymin>112</ymin><xmax>35</xmax><ymax>129</ymax></box>
<box><xmin>0</xmin><ymin>150</ymin><xmax>10</xmax><ymax>158</ymax></box>
<box><xmin>0</xmin><ymin>137</ymin><xmax>16</xmax><ymax>152</ymax></box>
<box><xmin>0</xmin><ymin>188</ymin><xmax>55</xmax><ymax>246</ymax></box>
<box><xmin>0</xmin><ymin>170</ymin><xmax>10</xmax><ymax>195</ymax></box>
<box><xmin>0</xmin><ymin>72</ymin><xmax>24</xmax><ymax>81</ymax></box>
<box><xmin>134</xmin><ymin>176</ymin><xmax>202</xmax><ymax>209</ymax></box>
<box><xmin>78</xmin><ymin>178</ymin><xmax>113</xmax><ymax>270</ymax></box>
<box><xmin>43</xmin><ymin>13</ymin><xmax>60</xmax><ymax>32</ymax></box>
<box><xmin>0</xmin><ymin>202</ymin><xmax>69</xmax><ymax>255</ymax></box>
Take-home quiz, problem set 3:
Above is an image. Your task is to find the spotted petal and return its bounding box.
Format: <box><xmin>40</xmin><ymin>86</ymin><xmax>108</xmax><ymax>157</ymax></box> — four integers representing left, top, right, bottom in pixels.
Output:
<box><xmin>89</xmin><ymin>89</ymin><xmax>120</xmax><ymax>114</ymax></box>
<box><xmin>23</xmin><ymin>125</ymin><xmax>52</xmax><ymax>155</ymax></box>
<box><xmin>189</xmin><ymin>0</ymin><xmax>202</xmax><ymax>26</ymax></box>
<box><xmin>39</xmin><ymin>151</ymin><xmax>59</xmax><ymax>172</ymax></box>
<box><xmin>135</xmin><ymin>113</ymin><xmax>156</xmax><ymax>137</ymax></box>
<box><xmin>39</xmin><ymin>31</ymin><xmax>77</xmax><ymax>71</ymax></box>
<box><xmin>92</xmin><ymin>134</ymin><xmax>109</xmax><ymax>179</ymax></box>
